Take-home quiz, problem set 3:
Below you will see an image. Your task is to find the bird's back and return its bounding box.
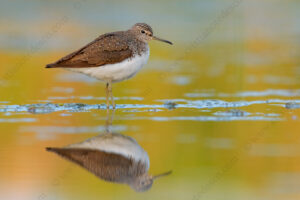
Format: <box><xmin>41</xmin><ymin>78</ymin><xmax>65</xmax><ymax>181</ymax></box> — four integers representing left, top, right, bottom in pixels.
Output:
<box><xmin>46</xmin><ymin>31</ymin><xmax>136</xmax><ymax>69</ymax></box>
<box><xmin>46</xmin><ymin>147</ymin><xmax>147</xmax><ymax>184</ymax></box>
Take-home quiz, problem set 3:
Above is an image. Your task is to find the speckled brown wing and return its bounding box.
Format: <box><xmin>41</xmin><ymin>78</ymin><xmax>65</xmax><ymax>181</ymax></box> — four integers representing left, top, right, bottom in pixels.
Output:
<box><xmin>46</xmin><ymin>147</ymin><xmax>146</xmax><ymax>183</ymax></box>
<box><xmin>46</xmin><ymin>32</ymin><xmax>133</xmax><ymax>68</ymax></box>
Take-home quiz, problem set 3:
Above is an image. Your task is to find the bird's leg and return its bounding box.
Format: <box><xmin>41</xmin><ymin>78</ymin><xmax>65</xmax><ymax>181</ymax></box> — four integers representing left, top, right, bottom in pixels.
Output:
<box><xmin>105</xmin><ymin>108</ymin><xmax>115</xmax><ymax>135</ymax></box>
<box><xmin>108</xmin><ymin>80</ymin><xmax>115</xmax><ymax>109</ymax></box>
<box><xmin>108</xmin><ymin>108</ymin><xmax>115</xmax><ymax>128</ymax></box>
<box><xmin>106</xmin><ymin>82</ymin><xmax>110</xmax><ymax>110</ymax></box>
<box><xmin>105</xmin><ymin>95</ymin><xmax>115</xmax><ymax>135</ymax></box>
<box><xmin>105</xmin><ymin>108</ymin><xmax>110</xmax><ymax>133</ymax></box>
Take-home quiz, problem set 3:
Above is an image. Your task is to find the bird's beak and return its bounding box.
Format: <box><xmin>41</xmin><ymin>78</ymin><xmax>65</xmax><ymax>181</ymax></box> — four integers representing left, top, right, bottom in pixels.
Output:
<box><xmin>153</xmin><ymin>170</ymin><xmax>172</xmax><ymax>180</ymax></box>
<box><xmin>152</xmin><ymin>36</ymin><xmax>173</xmax><ymax>45</ymax></box>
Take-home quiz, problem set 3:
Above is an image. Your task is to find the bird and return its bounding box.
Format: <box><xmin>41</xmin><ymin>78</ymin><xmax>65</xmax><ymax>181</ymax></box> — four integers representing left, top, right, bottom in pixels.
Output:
<box><xmin>46</xmin><ymin>133</ymin><xmax>172</xmax><ymax>192</ymax></box>
<box><xmin>46</xmin><ymin>23</ymin><xmax>173</xmax><ymax>109</ymax></box>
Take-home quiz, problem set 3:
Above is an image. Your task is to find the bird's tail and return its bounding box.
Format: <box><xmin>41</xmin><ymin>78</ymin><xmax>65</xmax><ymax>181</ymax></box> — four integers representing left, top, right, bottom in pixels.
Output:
<box><xmin>46</xmin><ymin>147</ymin><xmax>59</xmax><ymax>152</ymax></box>
<box><xmin>45</xmin><ymin>63</ymin><xmax>56</xmax><ymax>68</ymax></box>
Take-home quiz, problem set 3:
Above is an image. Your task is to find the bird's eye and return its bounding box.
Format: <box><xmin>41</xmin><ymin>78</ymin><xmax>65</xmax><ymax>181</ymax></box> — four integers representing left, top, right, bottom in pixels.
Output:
<box><xmin>141</xmin><ymin>30</ymin><xmax>145</xmax><ymax>34</ymax></box>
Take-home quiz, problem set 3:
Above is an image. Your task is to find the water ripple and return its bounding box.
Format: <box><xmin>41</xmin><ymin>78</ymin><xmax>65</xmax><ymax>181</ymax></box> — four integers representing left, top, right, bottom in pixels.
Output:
<box><xmin>185</xmin><ymin>89</ymin><xmax>300</xmax><ymax>98</ymax></box>
<box><xmin>0</xmin><ymin>99</ymin><xmax>299</xmax><ymax>114</ymax></box>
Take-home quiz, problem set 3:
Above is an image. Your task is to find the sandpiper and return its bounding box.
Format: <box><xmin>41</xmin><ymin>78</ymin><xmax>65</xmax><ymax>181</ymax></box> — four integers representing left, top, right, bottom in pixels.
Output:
<box><xmin>46</xmin><ymin>133</ymin><xmax>171</xmax><ymax>192</ymax></box>
<box><xmin>46</xmin><ymin>23</ymin><xmax>172</xmax><ymax>108</ymax></box>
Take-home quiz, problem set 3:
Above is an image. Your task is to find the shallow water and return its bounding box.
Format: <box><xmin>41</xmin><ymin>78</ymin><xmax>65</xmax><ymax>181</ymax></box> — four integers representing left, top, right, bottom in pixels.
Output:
<box><xmin>1</xmin><ymin>0</ymin><xmax>300</xmax><ymax>199</ymax></box>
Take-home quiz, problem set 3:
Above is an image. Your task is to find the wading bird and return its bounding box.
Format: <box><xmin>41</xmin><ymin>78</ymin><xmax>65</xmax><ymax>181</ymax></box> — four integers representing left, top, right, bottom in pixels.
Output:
<box><xmin>46</xmin><ymin>23</ymin><xmax>172</xmax><ymax>109</ymax></box>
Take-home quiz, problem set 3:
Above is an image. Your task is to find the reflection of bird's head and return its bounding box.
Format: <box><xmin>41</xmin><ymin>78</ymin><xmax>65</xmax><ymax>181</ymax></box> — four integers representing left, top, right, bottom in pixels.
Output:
<box><xmin>130</xmin><ymin>171</ymin><xmax>172</xmax><ymax>192</ymax></box>
<box><xmin>130</xmin><ymin>173</ymin><xmax>153</xmax><ymax>192</ymax></box>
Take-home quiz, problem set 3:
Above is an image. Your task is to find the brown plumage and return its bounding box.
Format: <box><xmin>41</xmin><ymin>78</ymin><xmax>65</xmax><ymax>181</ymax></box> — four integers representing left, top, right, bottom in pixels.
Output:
<box><xmin>46</xmin><ymin>32</ymin><xmax>134</xmax><ymax>68</ymax></box>
<box><xmin>46</xmin><ymin>147</ymin><xmax>147</xmax><ymax>183</ymax></box>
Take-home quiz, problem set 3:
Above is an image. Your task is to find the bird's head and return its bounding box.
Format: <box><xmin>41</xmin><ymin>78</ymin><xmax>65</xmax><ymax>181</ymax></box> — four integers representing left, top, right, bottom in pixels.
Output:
<box><xmin>130</xmin><ymin>23</ymin><xmax>173</xmax><ymax>45</ymax></box>
<box><xmin>130</xmin><ymin>171</ymin><xmax>172</xmax><ymax>192</ymax></box>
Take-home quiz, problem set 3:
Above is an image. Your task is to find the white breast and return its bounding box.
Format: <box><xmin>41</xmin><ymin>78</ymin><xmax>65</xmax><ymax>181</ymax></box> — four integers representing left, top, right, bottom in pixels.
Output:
<box><xmin>68</xmin><ymin>46</ymin><xmax>150</xmax><ymax>83</ymax></box>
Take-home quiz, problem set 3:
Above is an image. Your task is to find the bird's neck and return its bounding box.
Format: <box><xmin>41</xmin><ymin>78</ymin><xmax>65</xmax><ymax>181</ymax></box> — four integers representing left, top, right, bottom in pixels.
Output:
<box><xmin>131</xmin><ymin>40</ymin><xmax>148</xmax><ymax>56</ymax></box>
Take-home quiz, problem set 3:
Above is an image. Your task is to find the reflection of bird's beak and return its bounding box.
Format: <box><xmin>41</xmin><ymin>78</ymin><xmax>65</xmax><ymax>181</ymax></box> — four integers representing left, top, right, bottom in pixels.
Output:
<box><xmin>152</xmin><ymin>36</ymin><xmax>173</xmax><ymax>45</ymax></box>
<box><xmin>153</xmin><ymin>170</ymin><xmax>172</xmax><ymax>180</ymax></box>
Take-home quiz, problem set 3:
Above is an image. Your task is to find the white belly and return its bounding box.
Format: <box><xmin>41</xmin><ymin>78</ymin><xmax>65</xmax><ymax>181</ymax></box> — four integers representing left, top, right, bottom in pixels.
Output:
<box><xmin>68</xmin><ymin>47</ymin><xmax>150</xmax><ymax>83</ymax></box>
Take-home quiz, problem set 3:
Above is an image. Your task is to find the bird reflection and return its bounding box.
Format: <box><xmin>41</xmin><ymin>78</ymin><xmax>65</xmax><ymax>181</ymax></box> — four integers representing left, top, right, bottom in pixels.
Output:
<box><xmin>46</xmin><ymin>111</ymin><xmax>171</xmax><ymax>192</ymax></box>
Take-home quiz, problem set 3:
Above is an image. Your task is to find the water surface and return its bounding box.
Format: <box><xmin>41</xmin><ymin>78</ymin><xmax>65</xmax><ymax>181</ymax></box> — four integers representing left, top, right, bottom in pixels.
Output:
<box><xmin>1</xmin><ymin>0</ymin><xmax>300</xmax><ymax>199</ymax></box>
